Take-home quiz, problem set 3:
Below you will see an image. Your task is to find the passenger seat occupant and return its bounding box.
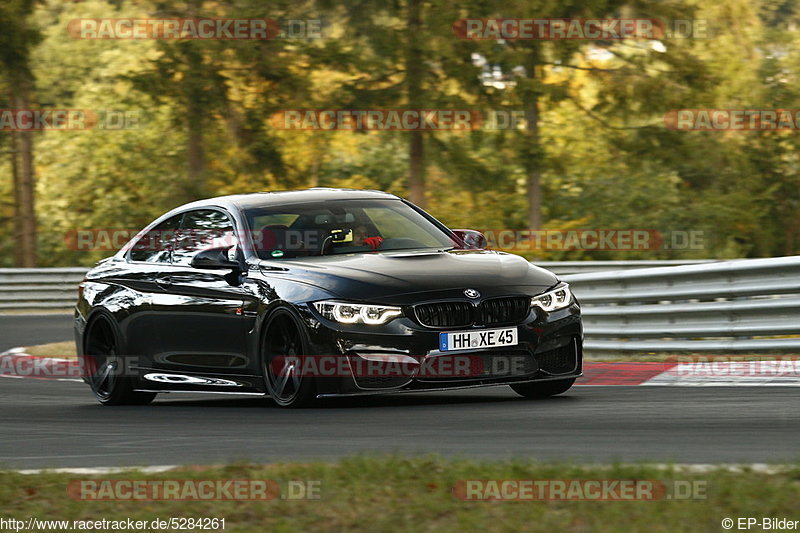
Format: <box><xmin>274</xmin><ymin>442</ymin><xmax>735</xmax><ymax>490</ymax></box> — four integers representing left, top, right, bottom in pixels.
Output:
<box><xmin>352</xmin><ymin>225</ymin><xmax>383</xmax><ymax>249</ymax></box>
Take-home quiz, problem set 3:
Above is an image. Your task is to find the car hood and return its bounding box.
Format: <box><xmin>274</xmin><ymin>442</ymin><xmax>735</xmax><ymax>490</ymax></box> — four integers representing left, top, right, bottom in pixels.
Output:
<box><xmin>256</xmin><ymin>249</ymin><xmax>558</xmax><ymax>304</ymax></box>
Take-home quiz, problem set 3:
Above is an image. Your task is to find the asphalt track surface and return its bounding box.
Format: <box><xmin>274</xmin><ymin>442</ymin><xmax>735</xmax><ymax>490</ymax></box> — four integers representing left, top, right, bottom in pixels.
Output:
<box><xmin>0</xmin><ymin>313</ymin><xmax>74</xmax><ymax>352</ymax></box>
<box><xmin>1</xmin><ymin>314</ymin><xmax>799</xmax><ymax>469</ymax></box>
<box><xmin>1</xmin><ymin>377</ymin><xmax>798</xmax><ymax>469</ymax></box>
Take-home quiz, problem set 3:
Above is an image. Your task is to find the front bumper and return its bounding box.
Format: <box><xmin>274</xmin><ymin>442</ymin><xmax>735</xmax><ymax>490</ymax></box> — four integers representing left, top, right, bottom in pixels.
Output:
<box><xmin>298</xmin><ymin>301</ymin><xmax>583</xmax><ymax>397</ymax></box>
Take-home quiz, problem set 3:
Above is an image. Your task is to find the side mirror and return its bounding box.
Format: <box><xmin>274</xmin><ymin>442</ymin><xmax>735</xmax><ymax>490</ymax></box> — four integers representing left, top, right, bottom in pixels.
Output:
<box><xmin>191</xmin><ymin>246</ymin><xmax>242</xmax><ymax>271</ymax></box>
<box><xmin>452</xmin><ymin>229</ymin><xmax>487</xmax><ymax>250</ymax></box>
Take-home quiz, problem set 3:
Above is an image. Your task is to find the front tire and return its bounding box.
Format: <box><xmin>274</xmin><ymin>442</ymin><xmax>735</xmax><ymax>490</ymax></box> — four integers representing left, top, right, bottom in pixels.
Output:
<box><xmin>83</xmin><ymin>315</ymin><xmax>156</xmax><ymax>406</ymax></box>
<box><xmin>510</xmin><ymin>378</ymin><xmax>575</xmax><ymax>399</ymax></box>
<box><xmin>261</xmin><ymin>310</ymin><xmax>317</xmax><ymax>408</ymax></box>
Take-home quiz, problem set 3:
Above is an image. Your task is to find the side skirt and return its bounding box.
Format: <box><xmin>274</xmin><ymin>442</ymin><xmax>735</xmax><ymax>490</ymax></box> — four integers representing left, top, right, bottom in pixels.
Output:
<box><xmin>316</xmin><ymin>373</ymin><xmax>582</xmax><ymax>399</ymax></box>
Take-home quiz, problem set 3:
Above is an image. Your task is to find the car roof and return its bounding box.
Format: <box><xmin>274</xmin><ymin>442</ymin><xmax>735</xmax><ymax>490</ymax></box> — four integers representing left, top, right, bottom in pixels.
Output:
<box><xmin>179</xmin><ymin>188</ymin><xmax>400</xmax><ymax>212</ymax></box>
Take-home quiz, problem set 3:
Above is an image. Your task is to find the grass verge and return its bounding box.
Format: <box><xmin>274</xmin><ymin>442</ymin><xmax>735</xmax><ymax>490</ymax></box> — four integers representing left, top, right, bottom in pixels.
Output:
<box><xmin>22</xmin><ymin>341</ymin><xmax>76</xmax><ymax>358</ymax></box>
<box><xmin>1</xmin><ymin>456</ymin><xmax>799</xmax><ymax>532</ymax></box>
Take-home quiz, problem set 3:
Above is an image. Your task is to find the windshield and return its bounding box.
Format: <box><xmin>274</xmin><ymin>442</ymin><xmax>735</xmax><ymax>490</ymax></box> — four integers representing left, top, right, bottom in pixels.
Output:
<box><xmin>244</xmin><ymin>199</ymin><xmax>456</xmax><ymax>259</ymax></box>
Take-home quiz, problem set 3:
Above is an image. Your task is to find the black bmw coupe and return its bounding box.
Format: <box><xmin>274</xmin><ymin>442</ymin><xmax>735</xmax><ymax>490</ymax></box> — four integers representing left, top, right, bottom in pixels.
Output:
<box><xmin>75</xmin><ymin>188</ymin><xmax>583</xmax><ymax>407</ymax></box>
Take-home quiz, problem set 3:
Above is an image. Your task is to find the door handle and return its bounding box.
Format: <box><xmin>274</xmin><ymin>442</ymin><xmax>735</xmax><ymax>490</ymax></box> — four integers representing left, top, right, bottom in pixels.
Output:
<box><xmin>155</xmin><ymin>276</ymin><xmax>174</xmax><ymax>289</ymax></box>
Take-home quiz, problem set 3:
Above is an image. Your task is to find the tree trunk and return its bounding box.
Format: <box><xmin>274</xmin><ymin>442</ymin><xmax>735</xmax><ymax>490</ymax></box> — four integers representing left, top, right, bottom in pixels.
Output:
<box><xmin>523</xmin><ymin>48</ymin><xmax>543</xmax><ymax>231</ymax></box>
<box><xmin>184</xmin><ymin>48</ymin><xmax>206</xmax><ymax>202</ymax></box>
<box><xmin>10</xmin><ymin>79</ymin><xmax>37</xmax><ymax>267</ymax></box>
<box><xmin>186</xmin><ymin>113</ymin><xmax>205</xmax><ymax>200</ymax></box>
<box><xmin>405</xmin><ymin>0</ymin><xmax>426</xmax><ymax>207</ymax></box>
<box><xmin>10</xmin><ymin>130</ymin><xmax>22</xmax><ymax>267</ymax></box>
<box><xmin>524</xmin><ymin>97</ymin><xmax>542</xmax><ymax>230</ymax></box>
<box><xmin>408</xmin><ymin>132</ymin><xmax>425</xmax><ymax>206</ymax></box>
<box><xmin>786</xmin><ymin>210</ymin><xmax>799</xmax><ymax>255</ymax></box>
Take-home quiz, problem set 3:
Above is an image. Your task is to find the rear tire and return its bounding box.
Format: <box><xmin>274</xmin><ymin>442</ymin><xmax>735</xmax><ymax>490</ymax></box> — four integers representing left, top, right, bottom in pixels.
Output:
<box><xmin>510</xmin><ymin>378</ymin><xmax>575</xmax><ymax>399</ymax></box>
<box><xmin>83</xmin><ymin>315</ymin><xmax>156</xmax><ymax>406</ymax></box>
<box><xmin>261</xmin><ymin>310</ymin><xmax>317</xmax><ymax>408</ymax></box>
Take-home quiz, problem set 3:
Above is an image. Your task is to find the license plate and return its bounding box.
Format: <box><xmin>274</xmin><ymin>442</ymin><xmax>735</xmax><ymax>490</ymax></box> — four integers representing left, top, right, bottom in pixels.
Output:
<box><xmin>439</xmin><ymin>327</ymin><xmax>518</xmax><ymax>352</ymax></box>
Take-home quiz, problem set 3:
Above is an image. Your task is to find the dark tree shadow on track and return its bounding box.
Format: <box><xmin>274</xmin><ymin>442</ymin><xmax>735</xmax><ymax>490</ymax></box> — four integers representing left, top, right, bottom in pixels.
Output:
<box><xmin>138</xmin><ymin>390</ymin><xmax>582</xmax><ymax>410</ymax></box>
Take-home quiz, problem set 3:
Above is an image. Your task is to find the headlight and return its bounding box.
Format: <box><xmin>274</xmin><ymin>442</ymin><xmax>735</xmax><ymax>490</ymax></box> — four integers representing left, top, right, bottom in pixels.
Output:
<box><xmin>313</xmin><ymin>301</ymin><xmax>403</xmax><ymax>325</ymax></box>
<box><xmin>530</xmin><ymin>283</ymin><xmax>572</xmax><ymax>312</ymax></box>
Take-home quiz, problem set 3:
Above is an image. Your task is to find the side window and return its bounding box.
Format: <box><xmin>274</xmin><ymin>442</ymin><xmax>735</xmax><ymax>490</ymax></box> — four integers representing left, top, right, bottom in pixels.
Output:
<box><xmin>171</xmin><ymin>209</ymin><xmax>236</xmax><ymax>266</ymax></box>
<box><xmin>128</xmin><ymin>215</ymin><xmax>181</xmax><ymax>263</ymax></box>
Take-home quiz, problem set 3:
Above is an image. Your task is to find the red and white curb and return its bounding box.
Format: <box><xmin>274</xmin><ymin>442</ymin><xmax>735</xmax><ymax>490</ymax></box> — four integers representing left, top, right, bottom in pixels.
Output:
<box><xmin>0</xmin><ymin>348</ymin><xmax>83</xmax><ymax>382</ymax></box>
<box><xmin>3</xmin><ymin>349</ymin><xmax>800</xmax><ymax>386</ymax></box>
<box><xmin>9</xmin><ymin>463</ymin><xmax>793</xmax><ymax>475</ymax></box>
<box><xmin>578</xmin><ymin>360</ymin><xmax>800</xmax><ymax>386</ymax></box>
